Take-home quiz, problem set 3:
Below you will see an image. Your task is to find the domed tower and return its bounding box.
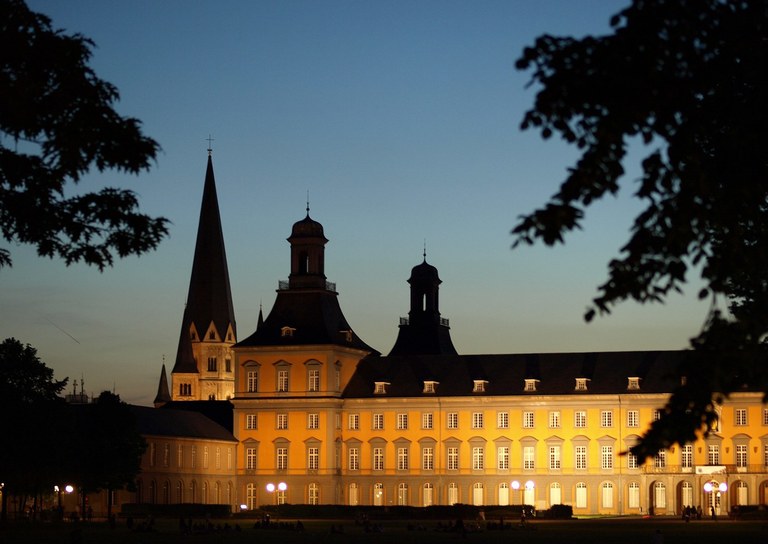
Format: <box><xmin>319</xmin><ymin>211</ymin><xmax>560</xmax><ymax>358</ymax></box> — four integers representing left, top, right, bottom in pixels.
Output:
<box><xmin>288</xmin><ymin>209</ymin><xmax>328</xmax><ymax>290</ymax></box>
<box><xmin>388</xmin><ymin>254</ymin><xmax>458</xmax><ymax>356</ymax></box>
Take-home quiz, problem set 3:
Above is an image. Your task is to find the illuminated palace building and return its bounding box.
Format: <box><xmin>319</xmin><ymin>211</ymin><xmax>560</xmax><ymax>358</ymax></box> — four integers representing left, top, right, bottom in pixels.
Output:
<box><xmin>142</xmin><ymin>154</ymin><xmax>767</xmax><ymax>516</ymax></box>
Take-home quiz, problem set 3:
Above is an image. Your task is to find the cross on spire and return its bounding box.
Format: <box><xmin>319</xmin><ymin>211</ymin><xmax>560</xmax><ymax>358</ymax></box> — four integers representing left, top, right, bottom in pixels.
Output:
<box><xmin>206</xmin><ymin>134</ymin><xmax>214</xmax><ymax>155</ymax></box>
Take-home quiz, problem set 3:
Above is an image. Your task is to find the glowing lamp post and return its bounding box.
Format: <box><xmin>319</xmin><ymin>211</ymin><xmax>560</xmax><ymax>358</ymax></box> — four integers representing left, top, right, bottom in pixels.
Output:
<box><xmin>511</xmin><ymin>480</ymin><xmax>521</xmax><ymax>505</ymax></box>
<box><xmin>266</xmin><ymin>482</ymin><xmax>287</xmax><ymax>505</ymax></box>
<box><xmin>703</xmin><ymin>481</ymin><xmax>727</xmax><ymax>517</ymax></box>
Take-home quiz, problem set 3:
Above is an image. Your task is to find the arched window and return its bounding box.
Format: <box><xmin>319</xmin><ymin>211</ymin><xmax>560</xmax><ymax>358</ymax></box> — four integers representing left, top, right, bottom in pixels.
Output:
<box><xmin>498</xmin><ymin>482</ymin><xmax>510</xmax><ymax>506</ymax></box>
<box><xmin>176</xmin><ymin>480</ymin><xmax>184</xmax><ymax>504</ymax></box>
<box><xmin>628</xmin><ymin>482</ymin><xmax>640</xmax><ymax>509</ymax></box>
<box><xmin>549</xmin><ymin>482</ymin><xmax>562</xmax><ymax>506</ymax></box>
<box><xmin>348</xmin><ymin>483</ymin><xmax>359</xmax><ymax>506</ymax></box>
<box><xmin>398</xmin><ymin>483</ymin><xmax>409</xmax><ymax>505</ymax></box>
<box><xmin>423</xmin><ymin>483</ymin><xmax>434</xmax><ymax>507</ymax></box>
<box><xmin>246</xmin><ymin>483</ymin><xmax>256</xmax><ymax>510</ymax></box>
<box><xmin>654</xmin><ymin>482</ymin><xmax>666</xmax><ymax>509</ymax></box>
<box><xmin>735</xmin><ymin>481</ymin><xmax>748</xmax><ymax>505</ymax></box>
<box><xmin>308</xmin><ymin>483</ymin><xmax>320</xmax><ymax>505</ymax></box>
<box><xmin>473</xmin><ymin>482</ymin><xmax>484</xmax><ymax>506</ymax></box>
<box><xmin>374</xmin><ymin>483</ymin><xmax>384</xmax><ymax>506</ymax></box>
<box><xmin>601</xmin><ymin>482</ymin><xmax>614</xmax><ymax>509</ymax></box>
<box><xmin>448</xmin><ymin>482</ymin><xmax>459</xmax><ymax>505</ymax></box>
<box><xmin>575</xmin><ymin>482</ymin><xmax>588</xmax><ymax>509</ymax></box>
<box><xmin>681</xmin><ymin>481</ymin><xmax>693</xmax><ymax>507</ymax></box>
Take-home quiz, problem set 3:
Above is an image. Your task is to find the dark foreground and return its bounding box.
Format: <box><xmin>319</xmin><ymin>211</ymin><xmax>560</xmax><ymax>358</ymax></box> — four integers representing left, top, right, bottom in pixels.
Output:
<box><xmin>2</xmin><ymin>517</ymin><xmax>767</xmax><ymax>544</ymax></box>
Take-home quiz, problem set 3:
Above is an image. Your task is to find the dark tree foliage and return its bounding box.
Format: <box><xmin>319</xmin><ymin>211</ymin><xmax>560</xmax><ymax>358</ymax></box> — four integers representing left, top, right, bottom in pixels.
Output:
<box><xmin>0</xmin><ymin>0</ymin><xmax>168</xmax><ymax>270</ymax></box>
<box><xmin>0</xmin><ymin>338</ymin><xmax>68</xmax><ymax>520</ymax></box>
<box><xmin>513</xmin><ymin>0</ymin><xmax>768</xmax><ymax>460</ymax></box>
<box><xmin>66</xmin><ymin>391</ymin><xmax>146</xmax><ymax>519</ymax></box>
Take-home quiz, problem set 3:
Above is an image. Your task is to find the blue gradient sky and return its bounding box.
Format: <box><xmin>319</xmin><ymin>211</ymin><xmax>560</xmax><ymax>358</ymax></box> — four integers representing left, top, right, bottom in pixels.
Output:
<box><xmin>3</xmin><ymin>0</ymin><xmax>708</xmax><ymax>405</ymax></box>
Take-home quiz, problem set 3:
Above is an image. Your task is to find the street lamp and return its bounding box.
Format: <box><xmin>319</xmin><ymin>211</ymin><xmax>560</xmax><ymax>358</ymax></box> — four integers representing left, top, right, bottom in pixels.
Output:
<box><xmin>266</xmin><ymin>482</ymin><xmax>287</xmax><ymax>505</ymax></box>
<box><xmin>511</xmin><ymin>480</ymin><xmax>521</xmax><ymax>505</ymax></box>
<box><xmin>703</xmin><ymin>481</ymin><xmax>727</xmax><ymax>517</ymax></box>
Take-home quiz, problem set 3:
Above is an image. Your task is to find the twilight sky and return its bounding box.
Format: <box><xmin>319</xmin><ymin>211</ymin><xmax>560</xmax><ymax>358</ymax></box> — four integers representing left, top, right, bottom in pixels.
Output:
<box><xmin>3</xmin><ymin>0</ymin><xmax>709</xmax><ymax>405</ymax></box>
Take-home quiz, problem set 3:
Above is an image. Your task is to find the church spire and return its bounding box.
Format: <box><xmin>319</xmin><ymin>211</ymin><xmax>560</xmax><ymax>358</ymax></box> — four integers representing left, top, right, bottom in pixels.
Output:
<box><xmin>153</xmin><ymin>363</ymin><xmax>171</xmax><ymax>407</ymax></box>
<box><xmin>172</xmin><ymin>153</ymin><xmax>237</xmax><ymax>379</ymax></box>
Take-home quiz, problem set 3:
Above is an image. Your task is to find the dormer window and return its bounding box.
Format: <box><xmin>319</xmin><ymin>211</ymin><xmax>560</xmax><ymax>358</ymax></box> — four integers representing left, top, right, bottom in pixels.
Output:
<box><xmin>209</xmin><ymin>331</ymin><xmax>216</xmax><ymax>340</ymax></box>
<box><xmin>340</xmin><ymin>330</ymin><xmax>353</xmax><ymax>342</ymax></box>
<box><xmin>524</xmin><ymin>379</ymin><xmax>538</xmax><ymax>392</ymax></box>
<box><xmin>281</xmin><ymin>326</ymin><xmax>296</xmax><ymax>337</ymax></box>
<box><xmin>575</xmin><ymin>378</ymin><xmax>589</xmax><ymax>391</ymax></box>
<box><xmin>374</xmin><ymin>382</ymin><xmax>390</xmax><ymax>395</ymax></box>
<box><xmin>423</xmin><ymin>381</ymin><xmax>438</xmax><ymax>394</ymax></box>
<box><xmin>473</xmin><ymin>380</ymin><xmax>487</xmax><ymax>393</ymax></box>
<box><xmin>627</xmin><ymin>377</ymin><xmax>641</xmax><ymax>390</ymax></box>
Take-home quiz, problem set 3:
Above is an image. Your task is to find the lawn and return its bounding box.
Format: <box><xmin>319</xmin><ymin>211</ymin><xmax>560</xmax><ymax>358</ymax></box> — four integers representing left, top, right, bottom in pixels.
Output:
<box><xmin>1</xmin><ymin>517</ymin><xmax>766</xmax><ymax>544</ymax></box>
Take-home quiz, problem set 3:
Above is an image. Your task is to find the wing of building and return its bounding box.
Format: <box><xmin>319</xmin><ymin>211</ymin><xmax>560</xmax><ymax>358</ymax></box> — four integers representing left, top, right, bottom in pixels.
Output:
<box><xmin>132</xmin><ymin>154</ymin><xmax>767</xmax><ymax>518</ymax></box>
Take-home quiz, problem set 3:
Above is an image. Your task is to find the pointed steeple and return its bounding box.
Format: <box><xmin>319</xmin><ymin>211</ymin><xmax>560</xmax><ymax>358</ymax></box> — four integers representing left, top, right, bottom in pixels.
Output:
<box><xmin>172</xmin><ymin>154</ymin><xmax>237</xmax><ymax>374</ymax></box>
<box><xmin>153</xmin><ymin>363</ymin><xmax>171</xmax><ymax>407</ymax></box>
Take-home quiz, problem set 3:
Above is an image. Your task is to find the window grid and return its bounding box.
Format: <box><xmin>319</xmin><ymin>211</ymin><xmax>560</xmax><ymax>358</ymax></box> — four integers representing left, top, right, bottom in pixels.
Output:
<box><xmin>373</xmin><ymin>447</ymin><xmax>384</xmax><ymax>471</ymax></box>
<box><xmin>277</xmin><ymin>369</ymin><xmax>289</xmax><ymax>392</ymax></box>
<box><xmin>447</xmin><ymin>447</ymin><xmax>459</xmax><ymax>471</ymax></box>
<box><xmin>348</xmin><ymin>413</ymin><xmax>360</xmax><ymax>430</ymax></box>
<box><xmin>523</xmin><ymin>411</ymin><xmax>534</xmax><ymax>428</ymax></box>
<box><xmin>708</xmin><ymin>444</ymin><xmax>720</xmax><ymax>465</ymax></box>
<box><xmin>681</xmin><ymin>444</ymin><xmax>693</xmax><ymax>468</ymax></box>
<box><xmin>373</xmin><ymin>413</ymin><xmax>384</xmax><ymax>430</ymax></box>
<box><xmin>349</xmin><ymin>447</ymin><xmax>359</xmax><ymax>471</ymax></box>
<box><xmin>246</xmin><ymin>414</ymin><xmax>257</xmax><ymax>430</ymax></box>
<box><xmin>736</xmin><ymin>408</ymin><xmax>748</xmax><ymax>426</ymax></box>
<box><xmin>246</xmin><ymin>370</ymin><xmax>258</xmax><ymax>393</ymax></box>
<box><xmin>601</xmin><ymin>410</ymin><xmax>613</xmax><ymax>428</ymax></box>
<box><xmin>246</xmin><ymin>447</ymin><xmax>257</xmax><ymax>470</ymax></box>
<box><xmin>549</xmin><ymin>411</ymin><xmax>561</xmax><ymax>428</ymax></box>
<box><xmin>523</xmin><ymin>446</ymin><xmax>535</xmax><ymax>470</ymax></box>
<box><xmin>498</xmin><ymin>446</ymin><xmax>509</xmax><ymax>470</ymax></box>
<box><xmin>472</xmin><ymin>412</ymin><xmax>484</xmax><ymax>429</ymax></box>
<box><xmin>627</xmin><ymin>410</ymin><xmax>639</xmax><ymax>428</ymax></box>
<box><xmin>736</xmin><ymin>444</ymin><xmax>748</xmax><ymax>467</ymax></box>
<box><xmin>574</xmin><ymin>411</ymin><xmax>586</xmax><ymax>428</ymax></box>
<box><xmin>397</xmin><ymin>413</ymin><xmax>408</xmax><ymax>430</ymax></box>
<box><xmin>308</xmin><ymin>369</ymin><xmax>320</xmax><ymax>392</ymax></box>
<box><xmin>497</xmin><ymin>411</ymin><xmax>509</xmax><ymax>429</ymax></box>
<box><xmin>308</xmin><ymin>413</ymin><xmax>319</xmax><ymax>429</ymax></box>
<box><xmin>575</xmin><ymin>446</ymin><xmax>587</xmax><ymax>470</ymax></box>
<box><xmin>472</xmin><ymin>447</ymin><xmax>484</xmax><ymax>470</ymax></box>
<box><xmin>308</xmin><ymin>447</ymin><xmax>319</xmax><ymax>471</ymax></box>
<box><xmin>601</xmin><ymin>445</ymin><xmax>613</xmax><ymax>469</ymax></box>
<box><xmin>277</xmin><ymin>413</ymin><xmax>288</xmax><ymax>430</ymax></box>
<box><xmin>397</xmin><ymin>447</ymin><xmax>409</xmax><ymax>470</ymax></box>
<box><xmin>447</xmin><ymin>412</ymin><xmax>458</xmax><ymax>429</ymax></box>
<box><xmin>422</xmin><ymin>412</ymin><xmax>434</xmax><ymax>430</ymax></box>
<box><xmin>422</xmin><ymin>447</ymin><xmax>434</xmax><ymax>470</ymax></box>
<box><xmin>549</xmin><ymin>445</ymin><xmax>561</xmax><ymax>470</ymax></box>
<box><xmin>276</xmin><ymin>447</ymin><xmax>287</xmax><ymax>470</ymax></box>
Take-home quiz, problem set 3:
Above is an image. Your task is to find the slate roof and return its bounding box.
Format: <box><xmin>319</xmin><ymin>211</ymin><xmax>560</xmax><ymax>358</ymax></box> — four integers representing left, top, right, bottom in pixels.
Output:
<box><xmin>173</xmin><ymin>155</ymin><xmax>236</xmax><ymax>373</ymax></box>
<box><xmin>236</xmin><ymin>289</ymin><xmax>378</xmax><ymax>353</ymax></box>
<box><xmin>153</xmin><ymin>364</ymin><xmax>171</xmax><ymax>405</ymax></box>
<box><xmin>157</xmin><ymin>400</ymin><xmax>235</xmax><ymax>433</ymax></box>
<box><xmin>343</xmin><ymin>350</ymin><xmax>685</xmax><ymax>398</ymax></box>
<box><xmin>130</xmin><ymin>404</ymin><xmax>236</xmax><ymax>441</ymax></box>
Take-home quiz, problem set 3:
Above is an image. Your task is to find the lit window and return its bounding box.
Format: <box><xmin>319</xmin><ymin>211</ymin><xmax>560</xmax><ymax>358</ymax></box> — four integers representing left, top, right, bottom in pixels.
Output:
<box><xmin>423</xmin><ymin>381</ymin><xmax>438</xmax><ymax>393</ymax></box>
<box><xmin>736</xmin><ymin>408</ymin><xmax>748</xmax><ymax>426</ymax></box>
<box><xmin>575</xmin><ymin>446</ymin><xmax>587</xmax><ymax>470</ymax></box>
<box><xmin>308</xmin><ymin>447</ymin><xmax>319</xmax><ymax>471</ymax></box>
<box><xmin>422</xmin><ymin>447</ymin><xmax>434</xmax><ymax>470</ymax></box>
<box><xmin>601</xmin><ymin>445</ymin><xmax>613</xmax><ymax>469</ymax></box>
<box><xmin>575</xmin><ymin>378</ymin><xmax>588</xmax><ymax>391</ymax></box>
<box><xmin>523</xmin><ymin>446</ymin><xmax>535</xmax><ymax>470</ymax></box>
<box><xmin>207</xmin><ymin>357</ymin><xmax>217</xmax><ymax>371</ymax></box>
<box><xmin>601</xmin><ymin>410</ymin><xmax>613</xmax><ymax>428</ymax></box>
<box><xmin>280</xmin><ymin>326</ymin><xmax>295</xmax><ymax>337</ymax></box>
<box><xmin>497</xmin><ymin>446</ymin><xmax>509</xmax><ymax>470</ymax></box>
<box><xmin>549</xmin><ymin>445</ymin><xmax>561</xmax><ymax>470</ymax></box>
<box><xmin>497</xmin><ymin>411</ymin><xmax>509</xmax><ymax>429</ymax></box>
<box><xmin>397</xmin><ymin>447</ymin><xmax>409</xmax><ymax>470</ymax></box>
<box><xmin>447</xmin><ymin>447</ymin><xmax>459</xmax><ymax>470</ymax></box>
<box><xmin>422</xmin><ymin>412</ymin><xmax>433</xmax><ymax>430</ymax></box>
<box><xmin>473</xmin><ymin>380</ymin><xmax>487</xmax><ymax>393</ymax></box>
<box><xmin>549</xmin><ymin>411</ymin><xmax>561</xmax><ymax>428</ymax></box>
<box><xmin>246</xmin><ymin>369</ymin><xmax>258</xmax><ymax>393</ymax></box>
<box><xmin>627</xmin><ymin>377</ymin><xmax>640</xmax><ymax>390</ymax></box>
<box><xmin>308</xmin><ymin>413</ymin><xmax>319</xmax><ymax>429</ymax></box>
<box><xmin>681</xmin><ymin>444</ymin><xmax>693</xmax><ymax>468</ymax></box>
<box><xmin>348</xmin><ymin>413</ymin><xmax>360</xmax><ymax>430</ymax></box>
<box><xmin>653</xmin><ymin>409</ymin><xmax>662</xmax><ymax>421</ymax></box>
<box><xmin>708</xmin><ymin>444</ymin><xmax>720</xmax><ymax>465</ymax></box>
<box><xmin>523</xmin><ymin>411</ymin><xmax>534</xmax><ymax>428</ymax></box>
<box><xmin>373</xmin><ymin>413</ymin><xmax>384</xmax><ymax>430</ymax></box>
<box><xmin>654</xmin><ymin>450</ymin><xmax>666</xmax><ymax>468</ymax></box>
<box><xmin>308</xmin><ymin>483</ymin><xmax>319</xmax><ymax>505</ymax></box>
<box><xmin>374</xmin><ymin>382</ymin><xmax>389</xmax><ymax>394</ymax></box>
<box><xmin>736</xmin><ymin>444</ymin><xmax>748</xmax><ymax>467</ymax></box>
<box><xmin>277</xmin><ymin>413</ymin><xmax>288</xmax><ymax>430</ymax></box>
<box><xmin>348</xmin><ymin>447</ymin><xmax>359</xmax><ymax>471</ymax></box>
<box><xmin>472</xmin><ymin>447</ymin><xmax>484</xmax><ymax>470</ymax></box>
<box><xmin>472</xmin><ymin>412</ymin><xmax>484</xmax><ymax>429</ymax></box>
<box><xmin>627</xmin><ymin>410</ymin><xmax>639</xmax><ymax>428</ymax></box>
<box><xmin>246</xmin><ymin>414</ymin><xmax>257</xmax><ymax>429</ymax></box>
<box><xmin>308</xmin><ymin>368</ymin><xmax>320</xmax><ymax>392</ymax></box>
<box><xmin>277</xmin><ymin>368</ymin><xmax>289</xmax><ymax>392</ymax></box>
<box><xmin>246</xmin><ymin>447</ymin><xmax>257</xmax><ymax>470</ymax></box>
<box><xmin>524</xmin><ymin>379</ymin><xmax>538</xmax><ymax>392</ymax></box>
<box><xmin>574</xmin><ymin>411</ymin><xmax>587</xmax><ymax>428</ymax></box>
<box><xmin>447</xmin><ymin>412</ymin><xmax>458</xmax><ymax>429</ymax></box>
<box><xmin>627</xmin><ymin>452</ymin><xmax>638</xmax><ymax>469</ymax></box>
<box><xmin>763</xmin><ymin>408</ymin><xmax>768</xmax><ymax>426</ymax></box>
<box><xmin>397</xmin><ymin>413</ymin><xmax>408</xmax><ymax>430</ymax></box>
<box><xmin>373</xmin><ymin>447</ymin><xmax>384</xmax><ymax>471</ymax></box>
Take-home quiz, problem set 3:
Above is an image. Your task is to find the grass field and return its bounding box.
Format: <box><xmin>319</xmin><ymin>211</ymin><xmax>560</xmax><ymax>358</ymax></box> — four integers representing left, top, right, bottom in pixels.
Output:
<box><xmin>2</xmin><ymin>517</ymin><xmax>768</xmax><ymax>544</ymax></box>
